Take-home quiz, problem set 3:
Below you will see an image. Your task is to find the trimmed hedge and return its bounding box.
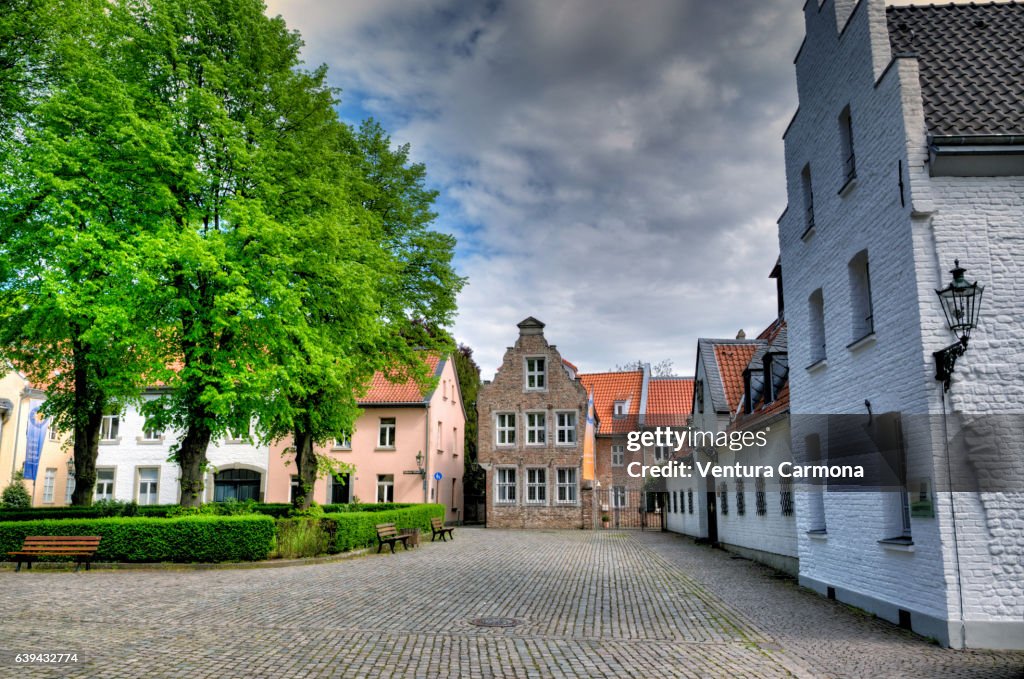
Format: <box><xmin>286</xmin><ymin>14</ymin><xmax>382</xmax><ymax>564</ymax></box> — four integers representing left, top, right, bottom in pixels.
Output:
<box><xmin>0</xmin><ymin>505</ymin><xmax>175</xmax><ymax>521</ymax></box>
<box><xmin>327</xmin><ymin>504</ymin><xmax>445</xmax><ymax>553</ymax></box>
<box><xmin>0</xmin><ymin>515</ymin><xmax>276</xmax><ymax>563</ymax></box>
<box><xmin>322</xmin><ymin>502</ymin><xmax>415</xmax><ymax>514</ymax></box>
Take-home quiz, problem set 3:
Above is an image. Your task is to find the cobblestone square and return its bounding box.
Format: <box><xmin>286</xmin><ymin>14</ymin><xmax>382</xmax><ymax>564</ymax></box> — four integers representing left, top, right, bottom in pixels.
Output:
<box><xmin>0</xmin><ymin>529</ymin><xmax>1021</xmax><ymax>678</ymax></box>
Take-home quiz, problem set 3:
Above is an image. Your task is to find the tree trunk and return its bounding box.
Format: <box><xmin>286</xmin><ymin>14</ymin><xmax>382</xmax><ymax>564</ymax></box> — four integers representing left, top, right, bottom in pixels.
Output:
<box><xmin>70</xmin><ymin>348</ymin><xmax>104</xmax><ymax>506</ymax></box>
<box><xmin>177</xmin><ymin>422</ymin><xmax>212</xmax><ymax>507</ymax></box>
<box><xmin>292</xmin><ymin>425</ymin><xmax>317</xmax><ymax>510</ymax></box>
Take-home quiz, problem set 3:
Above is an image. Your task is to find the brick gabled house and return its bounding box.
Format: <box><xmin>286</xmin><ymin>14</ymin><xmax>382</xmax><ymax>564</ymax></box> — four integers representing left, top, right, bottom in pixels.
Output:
<box><xmin>477</xmin><ymin>318</ymin><xmax>590</xmax><ymax>528</ymax></box>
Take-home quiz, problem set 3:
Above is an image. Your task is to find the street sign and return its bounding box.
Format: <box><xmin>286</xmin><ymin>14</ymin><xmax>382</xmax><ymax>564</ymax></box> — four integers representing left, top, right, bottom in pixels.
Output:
<box><xmin>433</xmin><ymin>472</ymin><xmax>443</xmax><ymax>481</ymax></box>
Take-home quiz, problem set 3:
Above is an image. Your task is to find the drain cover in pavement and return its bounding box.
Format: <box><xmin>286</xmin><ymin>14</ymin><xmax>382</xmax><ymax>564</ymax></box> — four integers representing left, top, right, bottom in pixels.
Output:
<box><xmin>470</xmin><ymin>617</ymin><xmax>521</xmax><ymax>627</ymax></box>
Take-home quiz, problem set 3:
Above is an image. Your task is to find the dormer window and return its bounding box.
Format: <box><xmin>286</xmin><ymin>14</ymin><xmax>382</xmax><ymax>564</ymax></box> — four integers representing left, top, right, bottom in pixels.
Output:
<box><xmin>525</xmin><ymin>357</ymin><xmax>546</xmax><ymax>391</ymax></box>
<box><xmin>743</xmin><ymin>371</ymin><xmax>754</xmax><ymax>414</ymax></box>
<box><xmin>613</xmin><ymin>401</ymin><xmax>627</xmax><ymax>418</ymax></box>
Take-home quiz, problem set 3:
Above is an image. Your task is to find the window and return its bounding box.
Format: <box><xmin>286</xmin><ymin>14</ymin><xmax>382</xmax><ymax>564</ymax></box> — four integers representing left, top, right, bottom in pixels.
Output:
<box><xmin>378</xmin><ymin>417</ymin><xmax>396</xmax><ymax>448</ymax></box>
<box><xmin>329</xmin><ymin>474</ymin><xmax>351</xmax><ymax>504</ymax></box>
<box><xmin>42</xmin><ymin>468</ymin><xmax>56</xmax><ymax>503</ymax></box>
<box><xmin>556</xmin><ymin>468</ymin><xmax>577</xmax><ymax>503</ymax></box>
<box><xmin>526</xmin><ymin>412</ymin><xmax>546</xmax><ymax>445</ymax></box>
<box><xmin>137</xmin><ymin>468</ymin><xmax>159</xmax><ymax>505</ymax></box>
<box><xmin>48</xmin><ymin>427</ymin><xmax>58</xmax><ymax>442</ymax></box>
<box><xmin>719</xmin><ymin>483</ymin><xmax>729</xmax><ymax>515</ymax></box>
<box><xmin>808</xmin><ymin>288</ymin><xmax>826</xmax><ymax>364</ymax></box>
<box><xmin>214</xmin><ymin>468</ymin><xmax>261</xmax><ymax>502</ymax></box>
<box><xmin>654</xmin><ymin>445</ymin><xmax>671</xmax><ymax>462</ymax></box>
<box><xmin>64</xmin><ymin>474</ymin><xmax>75</xmax><ymax>504</ymax></box>
<box><xmin>763</xmin><ymin>355</ymin><xmax>775</xmax><ymax>404</ymax></box>
<box><xmin>333</xmin><ymin>434</ymin><xmax>351</xmax><ymax>449</ymax></box>
<box><xmin>687</xmin><ymin>488</ymin><xmax>694</xmax><ymax>514</ymax></box>
<box><xmin>839</xmin><ymin>105</ymin><xmax>856</xmax><ymax>185</ymax></box>
<box><xmin>496</xmin><ymin>413</ymin><xmax>516</xmax><ymax>446</ymax></box>
<box><xmin>736</xmin><ymin>479</ymin><xmax>746</xmax><ymax>516</ymax></box>
<box><xmin>555</xmin><ymin>411</ymin><xmax>577</xmax><ymax>444</ymax></box>
<box><xmin>848</xmin><ymin>250</ymin><xmax>874</xmax><ymax>341</ymax></box>
<box><xmin>695</xmin><ymin>381</ymin><xmax>704</xmax><ymax>414</ymax></box>
<box><xmin>613</xmin><ymin>401</ymin><xmax>627</xmax><ymax>418</ymax></box>
<box><xmin>755</xmin><ymin>476</ymin><xmax>767</xmax><ymax>516</ymax></box>
<box><xmin>525</xmin><ymin>357</ymin><xmax>546</xmax><ymax>390</ymax></box>
<box><xmin>801</xmin><ymin>164</ymin><xmax>815</xmax><ymax>236</ymax></box>
<box><xmin>142</xmin><ymin>421</ymin><xmax>162</xmax><ymax>442</ymax></box>
<box><xmin>376</xmin><ymin>474</ymin><xmax>394</xmax><ymax>503</ymax></box>
<box><xmin>780</xmin><ymin>477</ymin><xmax>794</xmax><ymax>516</ymax></box>
<box><xmin>672</xmin><ymin>491</ymin><xmax>678</xmax><ymax>513</ymax></box>
<box><xmin>611</xmin><ymin>444</ymin><xmax>624</xmax><ymax>467</ymax></box>
<box><xmin>612</xmin><ymin>485</ymin><xmax>627</xmax><ymax>508</ymax></box>
<box><xmin>94</xmin><ymin>469</ymin><xmax>115</xmax><ymax>501</ymax></box>
<box><xmin>496</xmin><ymin>468</ymin><xmax>516</xmax><ymax>503</ymax></box>
<box><xmin>437</xmin><ymin>421</ymin><xmax>443</xmax><ymax>454</ymax></box>
<box><xmin>100</xmin><ymin>414</ymin><xmax>119</xmax><ymax>442</ymax></box>
<box><xmin>525</xmin><ymin>468</ymin><xmax>547</xmax><ymax>504</ymax></box>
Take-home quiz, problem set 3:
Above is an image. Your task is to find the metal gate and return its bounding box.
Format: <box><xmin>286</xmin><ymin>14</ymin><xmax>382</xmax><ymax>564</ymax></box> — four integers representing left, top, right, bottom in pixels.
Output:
<box><xmin>599</xmin><ymin>487</ymin><xmax>661</xmax><ymax>529</ymax></box>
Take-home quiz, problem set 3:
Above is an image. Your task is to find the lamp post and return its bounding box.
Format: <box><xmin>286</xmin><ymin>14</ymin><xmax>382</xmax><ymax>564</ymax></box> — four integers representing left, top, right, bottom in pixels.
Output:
<box><xmin>66</xmin><ymin>456</ymin><xmax>75</xmax><ymax>479</ymax></box>
<box><xmin>934</xmin><ymin>260</ymin><xmax>984</xmax><ymax>392</ymax></box>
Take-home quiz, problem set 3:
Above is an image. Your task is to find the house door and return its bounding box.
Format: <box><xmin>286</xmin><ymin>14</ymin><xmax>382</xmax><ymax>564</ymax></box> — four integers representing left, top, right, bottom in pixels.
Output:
<box><xmin>329</xmin><ymin>474</ymin><xmax>351</xmax><ymax>505</ymax></box>
<box><xmin>705</xmin><ymin>488</ymin><xmax>718</xmax><ymax>544</ymax></box>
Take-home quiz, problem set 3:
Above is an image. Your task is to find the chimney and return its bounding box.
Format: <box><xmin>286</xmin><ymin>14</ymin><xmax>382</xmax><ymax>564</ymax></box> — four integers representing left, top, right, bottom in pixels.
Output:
<box><xmin>736</xmin><ymin>329</ymin><xmax>746</xmax><ymax>340</ymax></box>
<box><xmin>517</xmin><ymin>317</ymin><xmax>545</xmax><ymax>337</ymax></box>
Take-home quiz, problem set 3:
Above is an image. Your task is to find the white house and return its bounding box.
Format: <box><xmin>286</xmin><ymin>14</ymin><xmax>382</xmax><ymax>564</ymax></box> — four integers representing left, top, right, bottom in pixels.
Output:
<box><xmin>777</xmin><ymin>0</ymin><xmax>1023</xmax><ymax>649</ymax></box>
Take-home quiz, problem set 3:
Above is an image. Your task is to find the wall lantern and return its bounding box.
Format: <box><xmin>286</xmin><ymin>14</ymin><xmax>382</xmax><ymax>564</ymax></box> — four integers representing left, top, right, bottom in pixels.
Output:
<box><xmin>66</xmin><ymin>456</ymin><xmax>76</xmax><ymax>478</ymax></box>
<box><xmin>934</xmin><ymin>260</ymin><xmax>984</xmax><ymax>392</ymax></box>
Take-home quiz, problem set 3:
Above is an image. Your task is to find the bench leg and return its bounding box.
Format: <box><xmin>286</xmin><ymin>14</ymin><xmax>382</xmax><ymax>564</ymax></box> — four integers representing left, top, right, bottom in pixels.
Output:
<box><xmin>377</xmin><ymin>542</ymin><xmax>384</xmax><ymax>554</ymax></box>
<box><xmin>15</xmin><ymin>560</ymin><xmax>21</xmax><ymax>573</ymax></box>
<box><xmin>389</xmin><ymin>541</ymin><xmax>396</xmax><ymax>554</ymax></box>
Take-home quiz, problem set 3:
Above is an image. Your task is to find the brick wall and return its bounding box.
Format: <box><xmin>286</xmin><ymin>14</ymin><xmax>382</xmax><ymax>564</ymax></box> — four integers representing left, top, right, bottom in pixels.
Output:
<box><xmin>478</xmin><ymin>320</ymin><xmax>588</xmax><ymax>528</ymax></box>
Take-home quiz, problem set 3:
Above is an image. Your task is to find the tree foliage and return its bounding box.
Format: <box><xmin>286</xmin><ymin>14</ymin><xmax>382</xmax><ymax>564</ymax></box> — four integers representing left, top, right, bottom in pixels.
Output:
<box><xmin>614</xmin><ymin>359</ymin><xmax>676</xmax><ymax>377</ymax></box>
<box><xmin>452</xmin><ymin>344</ymin><xmax>483</xmax><ymax>495</ymax></box>
<box><xmin>0</xmin><ymin>0</ymin><xmax>463</xmax><ymax>507</ymax></box>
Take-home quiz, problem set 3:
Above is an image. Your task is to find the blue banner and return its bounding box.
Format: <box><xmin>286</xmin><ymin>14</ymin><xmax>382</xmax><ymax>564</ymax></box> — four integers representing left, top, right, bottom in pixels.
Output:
<box><xmin>22</xmin><ymin>404</ymin><xmax>47</xmax><ymax>481</ymax></box>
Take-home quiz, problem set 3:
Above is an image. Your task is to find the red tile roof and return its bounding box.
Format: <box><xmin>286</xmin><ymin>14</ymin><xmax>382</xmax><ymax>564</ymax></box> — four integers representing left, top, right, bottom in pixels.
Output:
<box><xmin>646</xmin><ymin>378</ymin><xmax>694</xmax><ymax>427</ymax></box>
<box><xmin>578</xmin><ymin>370</ymin><xmax>643</xmax><ymax>435</ymax></box>
<box><xmin>360</xmin><ymin>353</ymin><xmax>442</xmax><ymax>404</ymax></box>
<box><xmin>713</xmin><ymin>344</ymin><xmax>759</xmax><ymax>415</ymax></box>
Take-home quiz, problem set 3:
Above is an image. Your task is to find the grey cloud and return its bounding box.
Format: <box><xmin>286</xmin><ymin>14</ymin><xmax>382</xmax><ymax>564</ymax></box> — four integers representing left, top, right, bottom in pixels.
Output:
<box><xmin>265</xmin><ymin>0</ymin><xmax>805</xmax><ymax>375</ymax></box>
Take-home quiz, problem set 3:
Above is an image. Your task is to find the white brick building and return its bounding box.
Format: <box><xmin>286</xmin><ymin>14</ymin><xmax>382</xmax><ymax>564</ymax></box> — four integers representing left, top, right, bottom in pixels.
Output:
<box><xmin>778</xmin><ymin>0</ymin><xmax>1023</xmax><ymax>649</ymax></box>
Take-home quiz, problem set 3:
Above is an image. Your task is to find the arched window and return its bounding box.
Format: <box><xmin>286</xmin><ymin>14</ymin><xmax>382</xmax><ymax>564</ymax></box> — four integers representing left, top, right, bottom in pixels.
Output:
<box><xmin>213</xmin><ymin>468</ymin><xmax>261</xmax><ymax>502</ymax></box>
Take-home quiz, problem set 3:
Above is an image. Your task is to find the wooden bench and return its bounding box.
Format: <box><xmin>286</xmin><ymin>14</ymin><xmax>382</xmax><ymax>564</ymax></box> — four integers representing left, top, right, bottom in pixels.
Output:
<box><xmin>8</xmin><ymin>536</ymin><xmax>102</xmax><ymax>572</ymax></box>
<box><xmin>430</xmin><ymin>517</ymin><xmax>454</xmax><ymax>542</ymax></box>
<box><xmin>375</xmin><ymin>523</ymin><xmax>410</xmax><ymax>554</ymax></box>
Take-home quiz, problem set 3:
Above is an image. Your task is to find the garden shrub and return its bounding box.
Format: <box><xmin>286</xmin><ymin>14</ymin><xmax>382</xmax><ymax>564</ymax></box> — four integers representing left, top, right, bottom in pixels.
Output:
<box><xmin>0</xmin><ymin>515</ymin><xmax>276</xmax><ymax>563</ymax></box>
<box><xmin>1</xmin><ymin>473</ymin><xmax>31</xmax><ymax>509</ymax></box>
<box><xmin>274</xmin><ymin>518</ymin><xmax>334</xmax><ymax>559</ymax></box>
<box><xmin>327</xmin><ymin>504</ymin><xmax>444</xmax><ymax>553</ymax></box>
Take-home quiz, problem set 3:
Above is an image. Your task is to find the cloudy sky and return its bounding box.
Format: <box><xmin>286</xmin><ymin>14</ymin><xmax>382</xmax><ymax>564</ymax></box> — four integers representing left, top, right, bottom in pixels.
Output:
<box><xmin>261</xmin><ymin>0</ymin><xmax>930</xmax><ymax>377</ymax></box>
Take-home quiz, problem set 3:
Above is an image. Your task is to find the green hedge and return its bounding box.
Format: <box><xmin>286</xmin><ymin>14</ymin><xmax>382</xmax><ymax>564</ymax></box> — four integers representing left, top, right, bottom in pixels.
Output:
<box><xmin>327</xmin><ymin>504</ymin><xmax>444</xmax><ymax>553</ymax></box>
<box><xmin>321</xmin><ymin>502</ymin><xmax>415</xmax><ymax>514</ymax></box>
<box><xmin>0</xmin><ymin>504</ymin><xmax>176</xmax><ymax>521</ymax></box>
<box><xmin>0</xmin><ymin>515</ymin><xmax>276</xmax><ymax>563</ymax></box>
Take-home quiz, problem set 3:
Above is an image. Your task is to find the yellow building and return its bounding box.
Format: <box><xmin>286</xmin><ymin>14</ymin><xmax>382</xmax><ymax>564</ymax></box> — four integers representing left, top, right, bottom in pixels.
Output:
<box><xmin>0</xmin><ymin>369</ymin><xmax>75</xmax><ymax>507</ymax></box>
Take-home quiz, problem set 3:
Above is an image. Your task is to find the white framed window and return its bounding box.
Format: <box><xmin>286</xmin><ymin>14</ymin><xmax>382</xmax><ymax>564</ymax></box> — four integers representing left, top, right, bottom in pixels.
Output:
<box><xmin>378</xmin><ymin>417</ymin><xmax>396</xmax><ymax>448</ymax></box>
<box><xmin>556</xmin><ymin>467</ymin><xmax>577</xmax><ymax>504</ymax></box>
<box><xmin>100</xmin><ymin>414</ymin><xmax>119</xmax><ymax>442</ymax></box>
<box><xmin>137</xmin><ymin>467</ymin><xmax>159</xmax><ymax>505</ymax></box>
<box><xmin>525</xmin><ymin>468</ymin><xmax>547</xmax><ymax>504</ymax></box>
<box><xmin>64</xmin><ymin>474</ymin><xmax>75</xmax><ymax>504</ymax></box>
<box><xmin>496</xmin><ymin>467</ymin><xmax>516</xmax><ymax>504</ymax></box>
<box><xmin>612</xmin><ymin>485</ymin><xmax>627</xmax><ymax>508</ymax></box>
<box><xmin>142</xmin><ymin>422</ymin><xmax>163</xmax><ymax>442</ymax></box>
<box><xmin>525</xmin><ymin>357</ymin><xmax>546</xmax><ymax>390</ymax></box>
<box><xmin>526</xmin><ymin>412</ymin><xmax>546</xmax><ymax>445</ymax></box>
<box><xmin>333</xmin><ymin>433</ymin><xmax>351</xmax><ymax>449</ymax></box>
<box><xmin>613</xmin><ymin>401</ymin><xmax>627</xmax><ymax>418</ymax></box>
<box><xmin>555</xmin><ymin>411</ymin><xmax>577</xmax><ymax>445</ymax></box>
<box><xmin>654</xmin><ymin>445</ymin><xmax>671</xmax><ymax>462</ymax></box>
<box><xmin>48</xmin><ymin>427</ymin><xmax>58</xmax><ymax>442</ymax></box>
<box><xmin>94</xmin><ymin>468</ymin><xmax>115</xmax><ymax>501</ymax></box>
<box><xmin>611</xmin><ymin>444</ymin><xmax>624</xmax><ymax>467</ymax></box>
<box><xmin>496</xmin><ymin>413</ymin><xmax>516</xmax><ymax>446</ymax></box>
<box><xmin>42</xmin><ymin>468</ymin><xmax>56</xmax><ymax>503</ymax></box>
<box><xmin>376</xmin><ymin>474</ymin><xmax>394</xmax><ymax>503</ymax></box>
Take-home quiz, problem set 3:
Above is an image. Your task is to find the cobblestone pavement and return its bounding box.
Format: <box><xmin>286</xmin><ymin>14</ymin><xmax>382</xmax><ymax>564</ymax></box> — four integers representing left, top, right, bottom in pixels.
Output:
<box><xmin>0</xmin><ymin>529</ymin><xmax>1021</xmax><ymax>678</ymax></box>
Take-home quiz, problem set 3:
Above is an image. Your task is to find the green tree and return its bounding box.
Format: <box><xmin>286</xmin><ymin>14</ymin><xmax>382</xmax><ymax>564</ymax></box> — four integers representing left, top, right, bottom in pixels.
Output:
<box><xmin>1</xmin><ymin>472</ymin><xmax>32</xmax><ymax>509</ymax></box>
<box><xmin>614</xmin><ymin>359</ymin><xmax>676</xmax><ymax>377</ymax></box>
<box><xmin>0</xmin><ymin>0</ymin><xmax>174</xmax><ymax>504</ymax></box>
<box><xmin>452</xmin><ymin>344</ymin><xmax>483</xmax><ymax>497</ymax></box>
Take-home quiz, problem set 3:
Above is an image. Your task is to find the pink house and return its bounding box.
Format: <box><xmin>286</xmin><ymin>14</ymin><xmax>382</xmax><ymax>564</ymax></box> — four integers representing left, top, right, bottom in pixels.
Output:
<box><xmin>266</xmin><ymin>354</ymin><xmax>466</xmax><ymax>522</ymax></box>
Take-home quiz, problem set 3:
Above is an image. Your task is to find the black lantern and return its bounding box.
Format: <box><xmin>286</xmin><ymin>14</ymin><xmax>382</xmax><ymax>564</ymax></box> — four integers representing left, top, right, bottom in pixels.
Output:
<box><xmin>933</xmin><ymin>260</ymin><xmax>984</xmax><ymax>391</ymax></box>
<box><xmin>66</xmin><ymin>456</ymin><xmax>75</xmax><ymax>478</ymax></box>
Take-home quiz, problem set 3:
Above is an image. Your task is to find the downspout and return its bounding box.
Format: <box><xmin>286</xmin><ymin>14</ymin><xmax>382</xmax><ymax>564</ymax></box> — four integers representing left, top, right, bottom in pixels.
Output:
<box><xmin>11</xmin><ymin>389</ymin><xmax>27</xmax><ymax>480</ymax></box>
<box><xmin>423</xmin><ymin>402</ymin><xmax>431</xmax><ymax>504</ymax></box>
